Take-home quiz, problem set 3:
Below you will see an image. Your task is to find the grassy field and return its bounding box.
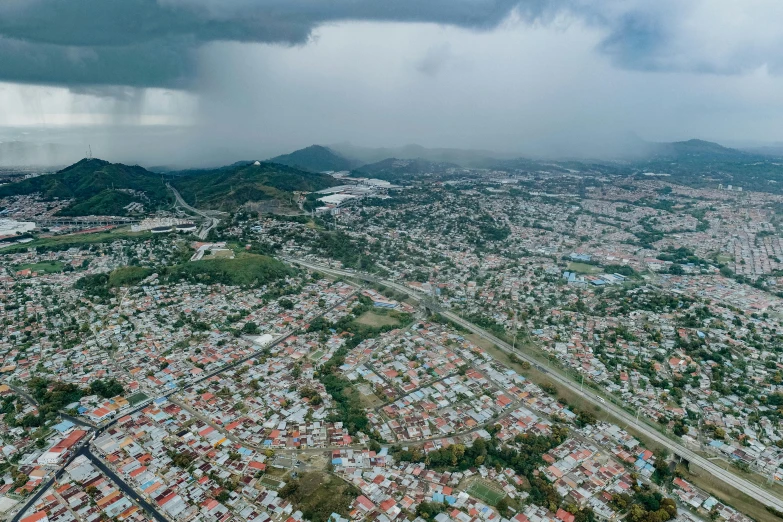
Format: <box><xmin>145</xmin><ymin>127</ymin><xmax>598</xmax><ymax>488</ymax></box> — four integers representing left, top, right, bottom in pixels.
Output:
<box><xmin>14</xmin><ymin>261</ymin><xmax>65</xmax><ymax>273</ymax></box>
<box><xmin>167</xmin><ymin>253</ymin><xmax>293</xmax><ymax>286</ymax></box>
<box><xmin>127</xmin><ymin>392</ymin><xmax>149</xmax><ymax>407</ymax></box>
<box><xmin>567</xmin><ymin>261</ymin><xmax>601</xmax><ymax>274</ymax></box>
<box><xmin>356</xmin><ymin>310</ymin><xmax>400</xmax><ymax>327</ymax></box>
<box><xmin>2</xmin><ymin>228</ymin><xmax>150</xmax><ymax>253</ymax></box>
<box><xmin>466</xmin><ymin>480</ymin><xmax>506</xmax><ymax>506</ymax></box>
<box><xmin>260</xmin><ymin>476</ymin><xmax>285</xmax><ymax>490</ymax></box>
<box><xmin>680</xmin><ymin>462</ymin><xmax>779</xmax><ymax>522</ymax></box>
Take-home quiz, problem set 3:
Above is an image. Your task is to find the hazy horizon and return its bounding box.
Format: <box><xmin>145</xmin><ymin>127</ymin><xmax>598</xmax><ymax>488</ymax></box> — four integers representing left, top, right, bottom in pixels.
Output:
<box><xmin>3</xmin><ymin>2</ymin><xmax>783</xmax><ymax>166</ymax></box>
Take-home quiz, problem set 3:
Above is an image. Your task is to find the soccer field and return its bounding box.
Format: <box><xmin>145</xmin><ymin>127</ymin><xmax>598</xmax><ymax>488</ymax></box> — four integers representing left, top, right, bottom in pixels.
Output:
<box><xmin>466</xmin><ymin>481</ymin><xmax>505</xmax><ymax>505</ymax></box>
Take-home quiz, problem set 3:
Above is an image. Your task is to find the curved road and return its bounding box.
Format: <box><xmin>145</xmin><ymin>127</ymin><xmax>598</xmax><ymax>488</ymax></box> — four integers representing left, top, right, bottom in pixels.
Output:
<box><xmin>285</xmin><ymin>257</ymin><xmax>783</xmax><ymax>512</ymax></box>
<box><xmin>167</xmin><ymin>184</ymin><xmax>218</xmax><ymax>240</ymax></box>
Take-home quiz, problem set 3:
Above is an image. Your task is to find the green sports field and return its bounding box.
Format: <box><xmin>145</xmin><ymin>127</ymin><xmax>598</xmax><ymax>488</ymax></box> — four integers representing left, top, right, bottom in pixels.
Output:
<box><xmin>466</xmin><ymin>481</ymin><xmax>506</xmax><ymax>505</ymax></box>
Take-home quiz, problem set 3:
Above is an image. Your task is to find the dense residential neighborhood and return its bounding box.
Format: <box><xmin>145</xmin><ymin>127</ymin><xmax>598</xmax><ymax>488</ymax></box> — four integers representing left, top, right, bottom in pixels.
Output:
<box><xmin>2</xmin><ymin>160</ymin><xmax>783</xmax><ymax>522</ymax></box>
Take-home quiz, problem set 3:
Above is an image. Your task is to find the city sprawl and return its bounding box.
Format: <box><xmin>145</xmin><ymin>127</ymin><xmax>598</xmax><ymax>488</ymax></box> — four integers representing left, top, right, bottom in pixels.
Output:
<box><xmin>2</xmin><ymin>162</ymin><xmax>783</xmax><ymax>522</ymax></box>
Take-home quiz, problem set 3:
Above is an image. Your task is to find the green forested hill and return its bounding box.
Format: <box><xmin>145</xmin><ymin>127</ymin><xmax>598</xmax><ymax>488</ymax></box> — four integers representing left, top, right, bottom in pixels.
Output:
<box><xmin>170</xmin><ymin>161</ymin><xmax>341</xmax><ymax>211</ymax></box>
<box><xmin>0</xmin><ymin>158</ymin><xmax>170</xmax><ymax>216</ymax></box>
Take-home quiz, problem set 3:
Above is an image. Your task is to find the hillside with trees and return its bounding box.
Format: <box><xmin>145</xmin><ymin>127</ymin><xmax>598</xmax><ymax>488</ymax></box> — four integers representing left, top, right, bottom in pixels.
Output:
<box><xmin>170</xmin><ymin>161</ymin><xmax>341</xmax><ymax>211</ymax></box>
<box><xmin>0</xmin><ymin>158</ymin><xmax>170</xmax><ymax>216</ymax></box>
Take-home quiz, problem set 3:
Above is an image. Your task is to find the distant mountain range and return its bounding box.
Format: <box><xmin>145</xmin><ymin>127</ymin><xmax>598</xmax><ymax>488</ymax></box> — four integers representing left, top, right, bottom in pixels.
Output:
<box><xmin>651</xmin><ymin>139</ymin><xmax>755</xmax><ymax>160</ymax></box>
<box><xmin>352</xmin><ymin>157</ymin><xmax>464</xmax><ymax>181</ymax></box>
<box><xmin>274</xmin><ymin>138</ymin><xmax>774</xmax><ymax>174</ymax></box>
<box><xmin>328</xmin><ymin>143</ymin><xmax>513</xmax><ymax>168</ymax></box>
<box><xmin>2</xmin><ymin>137</ymin><xmax>782</xmax><ymax>218</ymax></box>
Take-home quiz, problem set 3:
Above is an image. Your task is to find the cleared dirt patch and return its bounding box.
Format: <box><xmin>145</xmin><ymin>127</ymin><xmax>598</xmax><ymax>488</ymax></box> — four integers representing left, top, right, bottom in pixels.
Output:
<box><xmin>280</xmin><ymin>471</ymin><xmax>359</xmax><ymax>522</ymax></box>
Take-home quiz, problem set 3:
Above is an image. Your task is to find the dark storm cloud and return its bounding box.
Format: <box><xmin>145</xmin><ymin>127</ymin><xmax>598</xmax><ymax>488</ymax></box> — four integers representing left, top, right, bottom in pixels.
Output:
<box><xmin>596</xmin><ymin>12</ymin><xmax>668</xmax><ymax>71</ymax></box>
<box><xmin>0</xmin><ymin>0</ymin><xmax>558</xmax><ymax>88</ymax></box>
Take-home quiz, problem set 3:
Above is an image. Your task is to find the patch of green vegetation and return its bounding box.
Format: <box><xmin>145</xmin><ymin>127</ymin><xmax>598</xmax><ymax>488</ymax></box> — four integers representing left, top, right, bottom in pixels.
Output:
<box><xmin>466</xmin><ymin>481</ymin><xmax>506</xmax><ymax>506</ymax></box>
<box><xmin>278</xmin><ymin>472</ymin><xmax>359</xmax><ymax>522</ymax></box>
<box><xmin>108</xmin><ymin>266</ymin><xmax>154</xmax><ymax>287</ymax></box>
<box><xmin>14</xmin><ymin>261</ymin><xmax>65</xmax><ymax>274</ymax></box>
<box><xmin>260</xmin><ymin>476</ymin><xmax>285</xmax><ymax>490</ymax></box>
<box><xmin>355</xmin><ymin>310</ymin><xmax>401</xmax><ymax>327</ymax></box>
<box><xmin>394</xmin><ymin>429</ymin><xmax>571</xmax><ymax>512</ymax></box>
<box><xmin>127</xmin><ymin>392</ymin><xmax>149</xmax><ymax>406</ymax></box>
<box><xmin>610</xmin><ymin>485</ymin><xmax>678</xmax><ymax>522</ymax></box>
<box><xmin>165</xmin><ymin>254</ymin><xmax>293</xmax><ymax>287</ymax></box>
<box><xmin>602</xmin><ymin>264</ymin><xmax>639</xmax><ymax>278</ymax></box>
<box><xmin>14</xmin><ymin>377</ymin><xmax>85</xmax><ymax>428</ymax></box>
<box><xmin>90</xmin><ymin>378</ymin><xmax>125</xmax><ymax>398</ymax></box>
<box><xmin>567</xmin><ymin>262</ymin><xmax>601</xmax><ymax>274</ymax></box>
<box><xmin>76</xmin><ymin>255</ymin><xmax>292</xmax><ymax>304</ymax></box>
<box><xmin>59</xmin><ymin>189</ymin><xmax>139</xmax><ymax>216</ymax></box>
<box><xmin>309</xmin><ymin>229</ymin><xmax>377</xmax><ymax>270</ymax></box>
<box><xmin>74</xmin><ymin>272</ymin><xmax>112</xmax><ymax>301</ymax></box>
<box><xmin>1</xmin><ymin>228</ymin><xmax>150</xmax><ymax>254</ymax></box>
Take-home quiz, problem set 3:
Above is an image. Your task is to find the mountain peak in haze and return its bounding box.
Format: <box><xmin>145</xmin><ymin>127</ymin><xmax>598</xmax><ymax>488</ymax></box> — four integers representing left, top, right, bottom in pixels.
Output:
<box><xmin>267</xmin><ymin>145</ymin><xmax>356</xmax><ymax>172</ymax></box>
<box><xmin>656</xmin><ymin>138</ymin><xmax>748</xmax><ymax>159</ymax></box>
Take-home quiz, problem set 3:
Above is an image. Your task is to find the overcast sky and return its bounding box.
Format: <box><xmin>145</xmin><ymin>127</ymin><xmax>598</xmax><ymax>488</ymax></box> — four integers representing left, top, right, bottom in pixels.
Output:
<box><xmin>2</xmin><ymin>0</ymin><xmax>783</xmax><ymax>166</ymax></box>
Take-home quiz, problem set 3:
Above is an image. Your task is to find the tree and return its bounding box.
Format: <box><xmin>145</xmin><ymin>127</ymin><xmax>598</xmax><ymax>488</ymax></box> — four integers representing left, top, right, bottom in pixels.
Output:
<box><xmin>668</xmin><ymin>264</ymin><xmax>685</xmax><ymax>275</ymax></box>
<box><xmin>575</xmin><ymin>411</ymin><xmax>596</xmax><ymax>427</ymax></box>
<box><xmin>90</xmin><ymin>378</ymin><xmax>124</xmax><ymax>398</ymax></box>
<box><xmin>241</xmin><ymin>321</ymin><xmax>259</xmax><ymax>335</ymax></box>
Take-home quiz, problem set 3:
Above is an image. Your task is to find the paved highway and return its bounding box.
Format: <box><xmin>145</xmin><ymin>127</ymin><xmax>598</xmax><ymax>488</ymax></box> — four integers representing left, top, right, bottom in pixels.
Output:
<box><xmin>285</xmin><ymin>257</ymin><xmax>783</xmax><ymax>512</ymax></box>
<box><xmin>167</xmin><ymin>184</ymin><xmax>218</xmax><ymax>239</ymax></box>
